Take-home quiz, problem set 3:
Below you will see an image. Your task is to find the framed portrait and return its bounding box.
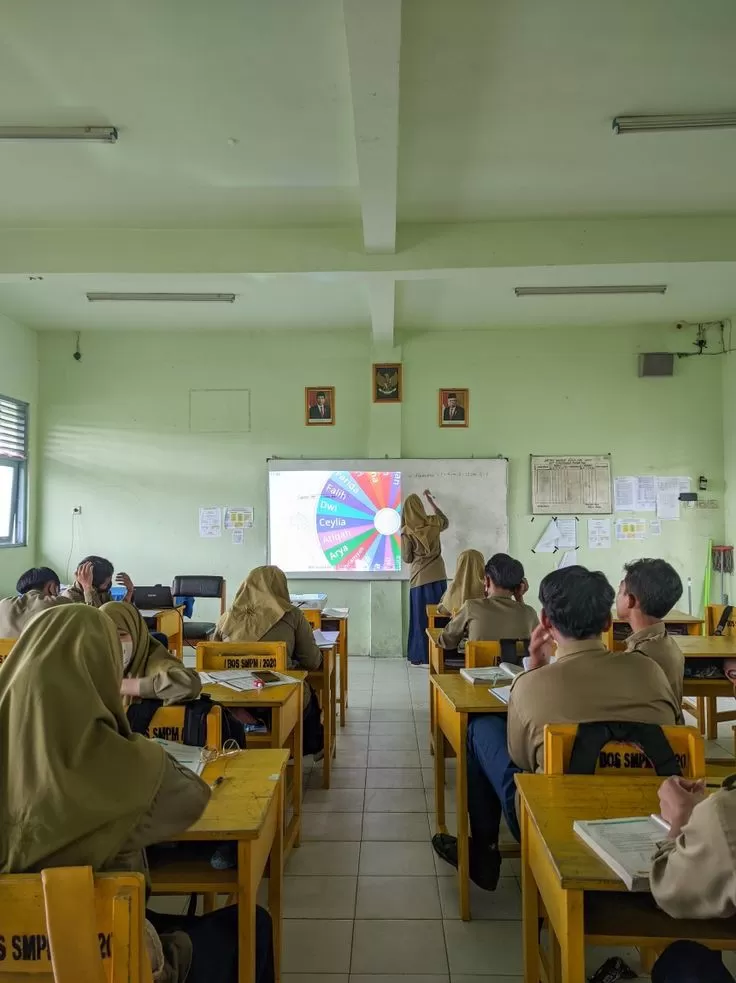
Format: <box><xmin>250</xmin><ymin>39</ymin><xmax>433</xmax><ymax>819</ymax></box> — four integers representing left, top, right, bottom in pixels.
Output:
<box><xmin>305</xmin><ymin>386</ymin><xmax>335</xmax><ymax>426</ymax></box>
<box><xmin>372</xmin><ymin>363</ymin><xmax>402</xmax><ymax>403</ymax></box>
<box><xmin>438</xmin><ymin>388</ymin><xmax>469</xmax><ymax>428</ymax></box>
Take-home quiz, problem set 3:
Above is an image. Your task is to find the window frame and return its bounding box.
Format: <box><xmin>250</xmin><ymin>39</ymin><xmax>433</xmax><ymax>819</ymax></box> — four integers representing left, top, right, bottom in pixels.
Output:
<box><xmin>0</xmin><ymin>394</ymin><xmax>29</xmax><ymax>548</ymax></box>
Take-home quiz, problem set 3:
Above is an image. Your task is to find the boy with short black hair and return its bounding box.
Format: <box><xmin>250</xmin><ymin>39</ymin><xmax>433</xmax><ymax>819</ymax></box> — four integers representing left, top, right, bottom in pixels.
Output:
<box><xmin>432</xmin><ymin>565</ymin><xmax>679</xmax><ymax>891</ymax></box>
<box><xmin>62</xmin><ymin>555</ymin><xmax>135</xmax><ymax>607</ymax></box>
<box><xmin>617</xmin><ymin>558</ymin><xmax>685</xmax><ymax>711</ymax></box>
<box><xmin>0</xmin><ymin>566</ymin><xmax>69</xmax><ymax>637</ymax></box>
<box><xmin>437</xmin><ymin>552</ymin><xmax>538</xmax><ymax>649</ymax></box>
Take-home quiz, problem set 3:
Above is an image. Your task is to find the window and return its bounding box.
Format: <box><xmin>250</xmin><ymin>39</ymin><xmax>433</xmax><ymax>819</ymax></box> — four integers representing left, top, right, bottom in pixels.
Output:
<box><xmin>0</xmin><ymin>394</ymin><xmax>28</xmax><ymax>546</ymax></box>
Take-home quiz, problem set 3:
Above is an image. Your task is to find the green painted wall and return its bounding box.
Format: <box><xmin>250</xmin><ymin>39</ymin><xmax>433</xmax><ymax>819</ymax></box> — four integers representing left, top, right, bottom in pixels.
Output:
<box><xmin>0</xmin><ymin>314</ymin><xmax>38</xmax><ymax>593</ymax></box>
<box><xmin>36</xmin><ymin>323</ymin><xmax>724</xmax><ymax>651</ymax></box>
<box><xmin>722</xmin><ymin>340</ymin><xmax>736</xmax><ymax>592</ymax></box>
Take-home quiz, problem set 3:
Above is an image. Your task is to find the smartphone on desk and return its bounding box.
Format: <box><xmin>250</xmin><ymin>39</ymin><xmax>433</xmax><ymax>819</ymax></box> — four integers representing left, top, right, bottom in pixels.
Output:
<box><xmin>251</xmin><ymin>670</ymin><xmax>283</xmax><ymax>685</ymax></box>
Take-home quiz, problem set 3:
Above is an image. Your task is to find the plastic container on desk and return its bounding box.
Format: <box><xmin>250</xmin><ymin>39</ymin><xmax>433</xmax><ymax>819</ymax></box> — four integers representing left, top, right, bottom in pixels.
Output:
<box><xmin>109</xmin><ymin>586</ymin><xmax>128</xmax><ymax>602</ymax></box>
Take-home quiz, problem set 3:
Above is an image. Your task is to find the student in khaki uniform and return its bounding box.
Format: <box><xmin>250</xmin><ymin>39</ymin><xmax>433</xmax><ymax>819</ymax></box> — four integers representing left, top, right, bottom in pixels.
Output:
<box><xmin>0</xmin><ymin>604</ymin><xmax>276</xmax><ymax>983</ymax></box>
<box><xmin>432</xmin><ymin>566</ymin><xmax>679</xmax><ymax>891</ymax></box>
<box><xmin>101</xmin><ymin>601</ymin><xmax>201</xmax><ymax>704</ymax></box>
<box><xmin>401</xmin><ymin>490</ymin><xmax>449</xmax><ymax>665</ymax></box>
<box><xmin>62</xmin><ymin>554</ymin><xmax>135</xmax><ymax>607</ymax></box>
<box><xmin>437</xmin><ymin>553</ymin><xmax>537</xmax><ymax>650</ymax></box>
<box><xmin>644</xmin><ymin>776</ymin><xmax>736</xmax><ymax>981</ymax></box>
<box><xmin>616</xmin><ymin>557</ymin><xmax>685</xmax><ymax>714</ymax></box>
<box><xmin>0</xmin><ymin>566</ymin><xmax>70</xmax><ymax>638</ymax></box>
<box><xmin>437</xmin><ymin>549</ymin><xmax>485</xmax><ymax>616</ymax></box>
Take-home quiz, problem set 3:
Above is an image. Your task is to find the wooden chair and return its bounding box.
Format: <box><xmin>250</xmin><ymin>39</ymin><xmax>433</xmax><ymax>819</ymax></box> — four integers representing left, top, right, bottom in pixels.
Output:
<box><xmin>147</xmin><ymin>703</ymin><xmax>223</xmax><ymax>750</ymax></box>
<box><xmin>196</xmin><ymin>640</ymin><xmax>287</xmax><ymax>672</ymax></box>
<box><xmin>697</xmin><ymin>604</ymin><xmax>736</xmax><ymax>738</ymax></box>
<box><xmin>171</xmin><ymin>575</ymin><xmax>227</xmax><ymax>649</ymax></box>
<box><xmin>543</xmin><ymin>723</ymin><xmax>705</xmax><ymax>779</ymax></box>
<box><xmin>0</xmin><ymin>866</ymin><xmax>152</xmax><ymax>982</ymax></box>
<box><xmin>301</xmin><ymin>608</ymin><xmax>321</xmax><ymax>630</ymax></box>
<box><xmin>0</xmin><ymin>637</ymin><xmax>14</xmax><ymax>667</ymax></box>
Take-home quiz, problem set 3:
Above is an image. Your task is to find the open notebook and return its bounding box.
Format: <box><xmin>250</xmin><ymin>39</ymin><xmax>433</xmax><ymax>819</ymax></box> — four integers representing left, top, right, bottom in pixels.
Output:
<box><xmin>460</xmin><ymin>663</ymin><xmax>524</xmax><ymax>685</ymax></box>
<box><xmin>574</xmin><ymin>815</ymin><xmax>670</xmax><ymax>891</ymax></box>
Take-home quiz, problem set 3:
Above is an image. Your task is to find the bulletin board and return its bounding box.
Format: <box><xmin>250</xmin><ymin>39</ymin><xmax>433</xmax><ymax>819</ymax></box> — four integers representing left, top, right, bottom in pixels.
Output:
<box><xmin>531</xmin><ymin>455</ymin><xmax>612</xmax><ymax>515</ymax></box>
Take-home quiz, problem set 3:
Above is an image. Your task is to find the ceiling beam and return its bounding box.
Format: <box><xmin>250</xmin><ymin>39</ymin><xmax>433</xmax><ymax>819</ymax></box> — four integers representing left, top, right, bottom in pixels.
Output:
<box><xmin>2</xmin><ymin>217</ymin><xmax>736</xmax><ymax>275</ymax></box>
<box><xmin>343</xmin><ymin>0</ymin><xmax>402</xmax><ymax>254</ymax></box>
<box><xmin>366</xmin><ymin>276</ymin><xmax>395</xmax><ymax>345</ymax></box>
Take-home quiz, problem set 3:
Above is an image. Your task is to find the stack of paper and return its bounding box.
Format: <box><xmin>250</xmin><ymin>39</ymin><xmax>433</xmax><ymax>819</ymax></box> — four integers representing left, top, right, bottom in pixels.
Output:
<box><xmin>152</xmin><ymin>738</ymin><xmax>206</xmax><ymax>776</ymax></box>
<box><xmin>197</xmin><ymin>669</ymin><xmax>295</xmax><ymax>692</ymax></box>
<box><xmin>313</xmin><ymin>629</ymin><xmax>340</xmax><ymax>648</ymax></box>
<box><xmin>488</xmin><ymin>685</ymin><xmax>513</xmax><ymax>704</ymax></box>
<box><xmin>574</xmin><ymin>816</ymin><xmax>670</xmax><ymax>890</ymax></box>
<box><xmin>322</xmin><ymin>607</ymin><xmax>350</xmax><ymax>618</ymax></box>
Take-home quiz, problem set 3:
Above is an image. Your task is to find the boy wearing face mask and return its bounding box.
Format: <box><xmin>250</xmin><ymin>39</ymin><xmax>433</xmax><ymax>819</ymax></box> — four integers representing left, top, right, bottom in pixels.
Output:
<box><xmin>0</xmin><ymin>567</ymin><xmax>71</xmax><ymax>638</ymax></box>
<box><xmin>62</xmin><ymin>556</ymin><xmax>135</xmax><ymax>607</ymax></box>
<box><xmin>101</xmin><ymin>602</ymin><xmax>201</xmax><ymax>705</ymax></box>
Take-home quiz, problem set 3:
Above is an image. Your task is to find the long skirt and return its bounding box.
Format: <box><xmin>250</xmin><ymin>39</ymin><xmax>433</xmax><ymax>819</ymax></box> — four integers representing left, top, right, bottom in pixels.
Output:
<box><xmin>407</xmin><ymin>580</ymin><xmax>447</xmax><ymax>665</ymax></box>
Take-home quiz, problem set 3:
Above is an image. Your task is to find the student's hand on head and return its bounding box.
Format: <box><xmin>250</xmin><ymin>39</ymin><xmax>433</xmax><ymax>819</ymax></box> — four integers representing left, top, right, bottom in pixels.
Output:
<box><xmin>513</xmin><ymin>578</ymin><xmax>529</xmax><ymax>602</ymax></box>
<box><xmin>658</xmin><ymin>776</ymin><xmax>706</xmax><ymax>837</ymax></box>
<box><xmin>116</xmin><ymin>572</ymin><xmax>135</xmax><ymax>601</ymax></box>
<box><xmin>527</xmin><ymin>623</ymin><xmax>554</xmax><ymax>669</ymax></box>
<box><xmin>77</xmin><ymin>561</ymin><xmax>95</xmax><ymax>591</ymax></box>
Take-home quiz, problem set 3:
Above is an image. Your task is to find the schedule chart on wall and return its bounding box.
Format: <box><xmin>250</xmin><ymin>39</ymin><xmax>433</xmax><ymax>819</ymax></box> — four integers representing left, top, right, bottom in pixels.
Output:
<box><xmin>531</xmin><ymin>454</ymin><xmax>612</xmax><ymax>514</ymax></box>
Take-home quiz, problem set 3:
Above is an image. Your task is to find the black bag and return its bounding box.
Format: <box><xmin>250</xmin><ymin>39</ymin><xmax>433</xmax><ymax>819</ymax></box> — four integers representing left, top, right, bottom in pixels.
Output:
<box><xmin>303</xmin><ymin>687</ymin><xmax>324</xmax><ymax>756</ymax></box>
<box><xmin>714</xmin><ymin>605</ymin><xmax>733</xmax><ymax>636</ymax></box>
<box><xmin>567</xmin><ymin>721</ymin><xmax>682</xmax><ymax>777</ymax></box>
<box><xmin>126</xmin><ymin>694</ymin><xmax>246</xmax><ymax>748</ymax></box>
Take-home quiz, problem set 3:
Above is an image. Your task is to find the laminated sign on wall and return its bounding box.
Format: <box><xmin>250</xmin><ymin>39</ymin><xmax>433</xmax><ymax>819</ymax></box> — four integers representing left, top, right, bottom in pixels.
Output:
<box><xmin>531</xmin><ymin>455</ymin><xmax>612</xmax><ymax>515</ymax></box>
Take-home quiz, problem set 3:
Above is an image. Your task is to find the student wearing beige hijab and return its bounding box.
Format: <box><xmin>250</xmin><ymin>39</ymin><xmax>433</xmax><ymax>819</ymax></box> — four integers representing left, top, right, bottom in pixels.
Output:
<box><xmin>0</xmin><ymin>566</ymin><xmax>71</xmax><ymax>638</ymax></box>
<box><xmin>437</xmin><ymin>549</ymin><xmax>485</xmax><ymax>616</ymax></box>
<box><xmin>401</xmin><ymin>489</ymin><xmax>449</xmax><ymax>665</ymax></box>
<box><xmin>0</xmin><ymin>604</ymin><xmax>274</xmax><ymax>983</ymax></box>
<box><xmin>215</xmin><ymin>565</ymin><xmax>324</xmax><ymax>754</ymax></box>
<box><xmin>100</xmin><ymin>601</ymin><xmax>201</xmax><ymax>704</ymax></box>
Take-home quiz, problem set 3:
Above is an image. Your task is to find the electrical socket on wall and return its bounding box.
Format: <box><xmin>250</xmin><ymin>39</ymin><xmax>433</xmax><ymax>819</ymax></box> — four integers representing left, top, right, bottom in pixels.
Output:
<box><xmin>72</xmin><ymin>506</ymin><xmax>82</xmax><ymax>515</ymax></box>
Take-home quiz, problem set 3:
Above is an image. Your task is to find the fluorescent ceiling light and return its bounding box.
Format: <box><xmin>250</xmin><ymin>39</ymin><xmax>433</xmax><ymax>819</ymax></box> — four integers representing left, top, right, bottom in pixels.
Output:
<box><xmin>0</xmin><ymin>126</ymin><xmax>118</xmax><ymax>143</ymax></box>
<box><xmin>514</xmin><ymin>285</ymin><xmax>667</xmax><ymax>297</ymax></box>
<box><xmin>86</xmin><ymin>292</ymin><xmax>236</xmax><ymax>303</ymax></box>
<box><xmin>613</xmin><ymin>113</ymin><xmax>736</xmax><ymax>135</ymax></box>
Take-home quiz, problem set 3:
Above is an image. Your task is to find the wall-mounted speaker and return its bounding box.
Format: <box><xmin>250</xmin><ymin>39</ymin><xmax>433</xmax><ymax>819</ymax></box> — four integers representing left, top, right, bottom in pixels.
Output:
<box><xmin>638</xmin><ymin>352</ymin><xmax>674</xmax><ymax>377</ymax></box>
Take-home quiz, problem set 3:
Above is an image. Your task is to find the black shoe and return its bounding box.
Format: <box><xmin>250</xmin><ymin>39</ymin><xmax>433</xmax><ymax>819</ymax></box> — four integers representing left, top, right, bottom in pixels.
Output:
<box><xmin>587</xmin><ymin>956</ymin><xmax>637</xmax><ymax>983</ymax></box>
<box><xmin>431</xmin><ymin>833</ymin><xmax>501</xmax><ymax>891</ymax></box>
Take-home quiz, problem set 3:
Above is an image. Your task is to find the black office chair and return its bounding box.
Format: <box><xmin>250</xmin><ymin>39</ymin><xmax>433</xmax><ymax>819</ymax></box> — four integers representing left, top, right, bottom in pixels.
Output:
<box><xmin>171</xmin><ymin>575</ymin><xmax>227</xmax><ymax>648</ymax></box>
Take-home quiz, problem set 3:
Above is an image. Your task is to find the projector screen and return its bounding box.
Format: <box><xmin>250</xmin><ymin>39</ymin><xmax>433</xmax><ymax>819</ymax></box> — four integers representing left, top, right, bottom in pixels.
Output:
<box><xmin>268</xmin><ymin>458</ymin><xmax>509</xmax><ymax>580</ymax></box>
<box><xmin>269</xmin><ymin>469</ymin><xmax>402</xmax><ymax>574</ymax></box>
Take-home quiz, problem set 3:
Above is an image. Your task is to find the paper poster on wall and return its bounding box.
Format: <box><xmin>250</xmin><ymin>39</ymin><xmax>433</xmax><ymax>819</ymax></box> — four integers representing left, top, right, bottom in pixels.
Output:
<box><xmin>531</xmin><ymin>455</ymin><xmax>611</xmax><ymax>514</ymax></box>
<box><xmin>225</xmin><ymin>506</ymin><xmax>254</xmax><ymax>530</ymax></box>
<box><xmin>635</xmin><ymin>476</ymin><xmax>657</xmax><ymax>512</ymax></box>
<box><xmin>231</xmin><ymin>528</ymin><xmax>244</xmax><ymax>545</ymax></box>
<box><xmin>556</xmin><ymin>550</ymin><xmax>578</xmax><ymax>569</ymax></box>
<box><xmin>656</xmin><ymin>478</ymin><xmax>680</xmax><ymax>521</ymax></box>
<box><xmin>533</xmin><ymin>519</ymin><xmax>561</xmax><ymax>553</ymax></box>
<box><xmin>555</xmin><ymin>517</ymin><xmax>577</xmax><ymax>550</ymax></box>
<box><xmin>587</xmin><ymin>518</ymin><xmax>611</xmax><ymax>550</ymax></box>
<box><xmin>615</xmin><ymin>518</ymin><xmax>647</xmax><ymax>542</ymax></box>
<box><xmin>649</xmin><ymin>520</ymin><xmax>662</xmax><ymax>537</ymax></box>
<box><xmin>614</xmin><ymin>477</ymin><xmax>636</xmax><ymax>512</ymax></box>
<box><xmin>198</xmin><ymin>507</ymin><xmax>222</xmax><ymax>538</ymax></box>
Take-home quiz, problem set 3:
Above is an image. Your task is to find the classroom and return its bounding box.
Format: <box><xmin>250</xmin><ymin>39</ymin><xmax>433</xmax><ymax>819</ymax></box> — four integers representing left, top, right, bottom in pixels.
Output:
<box><xmin>2</xmin><ymin>2</ymin><xmax>736</xmax><ymax>982</ymax></box>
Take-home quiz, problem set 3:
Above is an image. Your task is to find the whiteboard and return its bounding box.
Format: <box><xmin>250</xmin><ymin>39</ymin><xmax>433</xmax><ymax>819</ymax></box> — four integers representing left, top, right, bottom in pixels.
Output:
<box><xmin>267</xmin><ymin>458</ymin><xmax>508</xmax><ymax>580</ymax></box>
<box><xmin>531</xmin><ymin>455</ymin><xmax>612</xmax><ymax>514</ymax></box>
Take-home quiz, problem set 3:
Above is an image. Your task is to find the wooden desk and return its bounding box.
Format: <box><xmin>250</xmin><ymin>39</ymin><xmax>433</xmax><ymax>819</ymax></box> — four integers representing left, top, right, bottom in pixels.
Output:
<box><xmin>202</xmin><ymin>673</ymin><xmax>304</xmax><ymax>853</ymax></box>
<box><xmin>151</xmin><ymin>748</ymin><xmax>288</xmax><ymax>983</ymax></box>
<box><xmin>677</xmin><ymin>636</ymin><xmax>736</xmax><ymax>739</ymax></box>
<box><xmin>516</xmin><ymin>774</ymin><xmax>736</xmax><ymax>983</ymax></box>
<box><xmin>318</xmin><ymin>610</ymin><xmax>350</xmax><ymax>727</ymax></box>
<box><xmin>426</xmin><ymin>604</ymin><xmax>450</xmax><ymax>632</ymax></box>
<box><xmin>139</xmin><ymin>606</ymin><xmax>185</xmax><ymax>660</ymax></box>
<box><xmin>608</xmin><ymin>608</ymin><xmax>703</xmax><ymax>652</ymax></box>
<box><xmin>430</xmin><ymin>672</ymin><xmax>510</xmax><ymax>920</ymax></box>
<box><xmin>307</xmin><ymin>645</ymin><xmax>337</xmax><ymax>789</ymax></box>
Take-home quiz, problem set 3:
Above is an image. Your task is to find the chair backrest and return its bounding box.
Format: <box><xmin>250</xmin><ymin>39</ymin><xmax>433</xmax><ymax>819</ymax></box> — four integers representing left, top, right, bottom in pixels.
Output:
<box><xmin>0</xmin><ymin>637</ymin><xmax>14</xmax><ymax>667</ymax></box>
<box><xmin>0</xmin><ymin>866</ymin><xmax>152</xmax><ymax>982</ymax></box>
<box><xmin>706</xmin><ymin>604</ymin><xmax>736</xmax><ymax>637</ymax></box>
<box><xmin>301</xmin><ymin>609</ymin><xmax>321</xmax><ymax>630</ymax></box>
<box><xmin>543</xmin><ymin>723</ymin><xmax>705</xmax><ymax>778</ymax></box>
<box><xmin>463</xmin><ymin>640</ymin><xmax>501</xmax><ymax>668</ymax></box>
<box><xmin>196</xmin><ymin>640</ymin><xmax>287</xmax><ymax>673</ymax></box>
<box><xmin>147</xmin><ymin>703</ymin><xmax>222</xmax><ymax>749</ymax></box>
<box><xmin>171</xmin><ymin>576</ymin><xmax>227</xmax><ymax>615</ymax></box>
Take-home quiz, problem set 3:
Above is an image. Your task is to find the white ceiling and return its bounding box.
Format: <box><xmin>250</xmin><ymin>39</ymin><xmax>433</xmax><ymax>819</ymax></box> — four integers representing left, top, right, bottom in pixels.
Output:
<box><xmin>1</xmin><ymin>0</ymin><xmax>736</xmax><ymax>335</ymax></box>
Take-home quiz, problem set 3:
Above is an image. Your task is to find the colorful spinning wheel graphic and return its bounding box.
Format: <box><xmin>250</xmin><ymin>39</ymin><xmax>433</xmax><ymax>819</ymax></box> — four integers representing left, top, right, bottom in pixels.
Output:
<box><xmin>316</xmin><ymin>471</ymin><xmax>402</xmax><ymax>571</ymax></box>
